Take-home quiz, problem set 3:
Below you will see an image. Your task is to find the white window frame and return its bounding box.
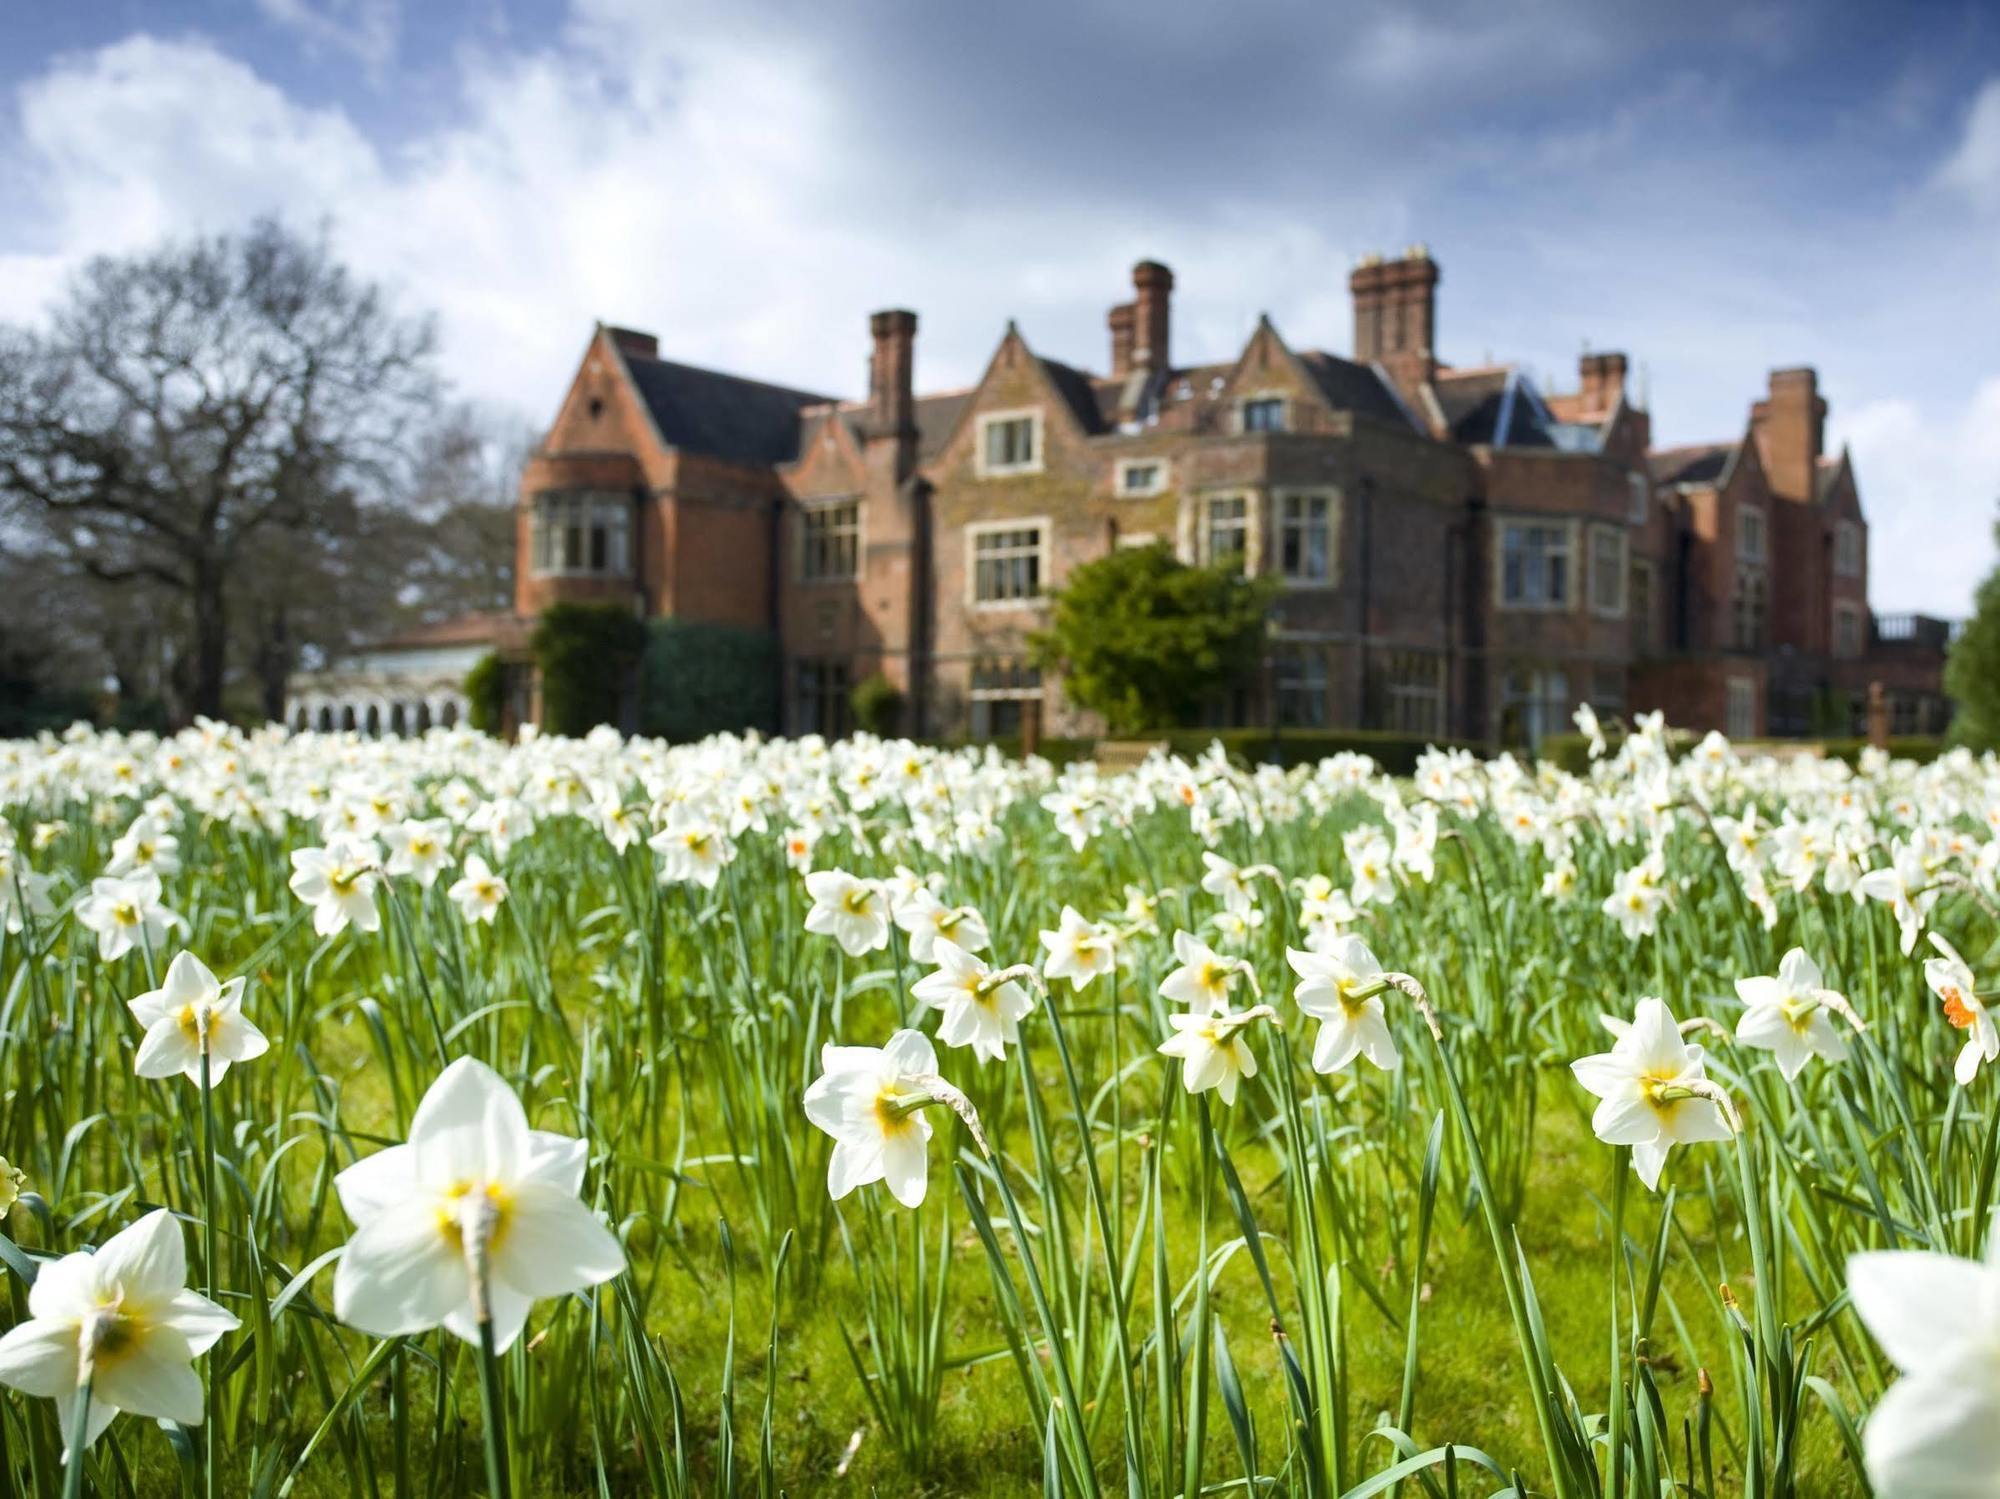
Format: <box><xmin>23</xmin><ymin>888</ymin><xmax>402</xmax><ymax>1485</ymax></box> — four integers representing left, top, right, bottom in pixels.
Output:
<box><xmin>1237</xmin><ymin>392</ymin><xmax>1290</xmax><ymax>435</ymax></box>
<box><xmin>967</xmin><ymin>659</ymin><xmax>1043</xmax><ymax>739</ymax></box>
<box><xmin>798</xmin><ymin>496</ymin><xmax>862</xmax><ymax>583</ymax></box>
<box><xmin>974</xmin><ymin>408</ymin><xmax>1044</xmax><ymax>477</ymax></box>
<box><xmin>1736</xmin><ymin>505</ymin><xmax>1767</xmax><ymax>565</ymax></box>
<box><xmin>1115</xmin><ymin>457</ymin><xmax>1169</xmax><ymax>497</ymax></box>
<box><xmin>1115</xmin><ymin>530</ymin><xmax>1161</xmax><ymax>549</ymax></box>
<box><xmin>1275</xmin><ymin>489</ymin><xmax>1338</xmax><ymax>586</ymax></box>
<box><xmin>1200</xmin><ymin>493</ymin><xmax>1252</xmax><ymax>572</ymax></box>
<box><xmin>966</xmin><ymin>517</ymin><xmax>1052</xmax><ymax>608</ymax></box>
<box><xmin>1497</xmin><ymin>517</ymin><xmax>1576</xmax><ymax>612</ymax></box>
<box><xmin>1588</xmin><ymin>524</ymin><xmax>1628</xmax><ymax>619</ymax></box>
<box><xmin>1725</xmin><ymin>676</ymin><xmax>1756</xmax><ymax>739</ymax></box>
<box><xmin>1834</xmin><ymin>520</ymin><xmax>1863</xmax><ymax>578</ymax></box>
<box><xmin>530</xmin><ymin>491</ymin><xmax>632</xmax><ymax>579</ymax></box>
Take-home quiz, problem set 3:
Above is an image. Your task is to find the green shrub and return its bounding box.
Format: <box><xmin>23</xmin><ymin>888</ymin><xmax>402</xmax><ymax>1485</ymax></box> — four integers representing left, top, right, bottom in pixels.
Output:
<box><xmin>532</xmin><ymin>603</ymin><xmax>646</xmax><ymax>737</ymax></box>
<box><xmin>464</xmin><ymin>653</ymin><xmax>504</xmax><ymax>735</ymax></box>
<box><xmin>637</xmin><ymin>618</ymin><xmax>779</xmax><ymax>741</ymax></box>
<box><xmin>850</xmin><ymin>674</ymin><xmax>905</xmax><ymax>737</ymax></box>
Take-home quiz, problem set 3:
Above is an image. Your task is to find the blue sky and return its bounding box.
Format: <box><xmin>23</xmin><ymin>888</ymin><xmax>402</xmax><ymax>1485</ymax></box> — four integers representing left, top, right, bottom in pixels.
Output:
<box><xmin>4</xmin><ymin>0</ymin><xmax>1997</xmax><ymax>613</ymax></box>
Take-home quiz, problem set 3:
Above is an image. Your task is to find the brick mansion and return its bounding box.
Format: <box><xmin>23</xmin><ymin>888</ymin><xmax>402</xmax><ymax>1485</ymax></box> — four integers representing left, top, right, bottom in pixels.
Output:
<box><xmin>287</xmin><ymin>248</ymin><xmax>1953</xmax><ymax>745</ymax></box>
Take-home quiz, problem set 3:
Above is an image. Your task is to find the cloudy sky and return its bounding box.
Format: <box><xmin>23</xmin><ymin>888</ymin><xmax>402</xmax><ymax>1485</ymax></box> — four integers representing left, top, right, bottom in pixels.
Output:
<box><xmin>4</xmin><ymin>0</ymin><xmax>1997</xmax><ymax>612</ymax></box>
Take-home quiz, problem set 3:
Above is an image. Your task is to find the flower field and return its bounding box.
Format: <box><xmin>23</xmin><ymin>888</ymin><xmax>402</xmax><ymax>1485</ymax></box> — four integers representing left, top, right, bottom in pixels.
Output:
<box><xmin>0</xmin><ymin>715</ymin><xmax>1993</xmax><ymax>1498</ymax></box>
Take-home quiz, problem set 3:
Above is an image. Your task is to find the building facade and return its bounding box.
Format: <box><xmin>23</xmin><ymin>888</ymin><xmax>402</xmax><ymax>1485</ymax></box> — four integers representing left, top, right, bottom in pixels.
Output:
<box><xmin>479</xmin><ymin>249</ymin><xmax>1947</xmax><ymax>745</ymax></box>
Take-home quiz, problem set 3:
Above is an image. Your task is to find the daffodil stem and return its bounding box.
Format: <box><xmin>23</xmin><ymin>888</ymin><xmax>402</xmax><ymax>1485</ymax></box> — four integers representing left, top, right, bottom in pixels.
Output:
<box><xmin>62</xmin><ymin>1376</ymin><xmax>91</xmax><ymax>1499</ymax></box>
<box><xmin>200</xmin><ymin>1048</ymin><xmax>219</xmax><ymax>1499</ymax></box>
<box><xmin>1606</xmin><ymin>1147</ymin><xmax>1628</xmax><ymax>1499</ymax></box>
<box><xmin>475</xmin><ymin>1314</ymin><xmax>512</xmax><ymax>1499</ymax></box>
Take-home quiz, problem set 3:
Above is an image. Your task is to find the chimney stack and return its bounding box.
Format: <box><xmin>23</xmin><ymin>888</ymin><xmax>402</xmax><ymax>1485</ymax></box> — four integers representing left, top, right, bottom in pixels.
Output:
<box><xmin>1107</xmin><ymin>302</ymin><xmax>1137</xmax><ymax>378</ymax></box>
<box><xmin>868</xmin><ymin>309</ymin><xmax>917</xmax><ymax>437</ymax></box>
<box><xmin>1131</xmin><ymin>260</ymin><xmax>1173</xmax><ymax>372</ymax></box>
<box><xmin>1750</xmin><ymin>366</ymin><xmax>1824</xmax><ymax>504</ymax></box>
<box><xmin>1350</xmin><ymin>246</ymin><xmax>1439</xmax><ymax>394</ymax></box>
<box><xmin>1577</xmin><ymin>351</ymin><xmax>1629</xmax><ymax>415</ymax></box>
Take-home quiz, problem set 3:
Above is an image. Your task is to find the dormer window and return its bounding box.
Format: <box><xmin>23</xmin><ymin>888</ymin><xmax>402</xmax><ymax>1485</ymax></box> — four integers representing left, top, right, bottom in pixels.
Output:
<box><xmin>976</xmin><ymin>409</ymin><xmax>1043</xmax><ymax>476</ymax></box>
<box><xmin>1117</xmin><ymin>458</ymin><xmax>1168</xmax><ymax>496</ymax></box>
<box><xmin>530</xmin><ymin>492</ymin><xmax>631</xmax><ymax>578</ymax></box>
<box><xmin>1241</xmin><ymin>396</ymin><xmax>1287</xmax><ymax>433</ymax></box>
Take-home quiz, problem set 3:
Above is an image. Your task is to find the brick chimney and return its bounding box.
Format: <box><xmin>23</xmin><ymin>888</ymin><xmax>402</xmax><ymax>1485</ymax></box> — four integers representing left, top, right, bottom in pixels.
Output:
<box><xmin>1107</xmin><ymin>302</ymin><xmax>1137</xmax><ymax>378</ymax></box>
<box><xmin>1351</xmin><ymin>246</ymin><xmax>1439</xmax><ymax>395</ymax></box>
<box><xmin>606</xmin><ymin>325</ymin><xmax>658</xmax><ymax>360</ymax></box>
<box><xmin>868</xmin><ymin>309</ymin><xmax>917</xmax><ymax>437</ymax></box>
<box><xmin>1132</xmin><ymin>261</ymin><xmax>1173</xmax><ymax>372</ymax></box>
<box><xmin>1750</xmin><ymin>366</ymin><xmax>1824</xmax><ymax>504</ymax></box>
<box><xmin>1577</xmin><ymin>351</ymin><xmax>1628</xmax><ymax>416</ymax></box>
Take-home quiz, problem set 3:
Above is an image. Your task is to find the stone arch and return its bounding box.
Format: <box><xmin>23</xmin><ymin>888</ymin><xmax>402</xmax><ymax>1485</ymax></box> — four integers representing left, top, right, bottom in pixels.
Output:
<box><xmin>416</xmin><ymin>700</ymin><xmax>433</xmax><ymax>733</ymax></box>
<box><xmin>389</xmin><ymin>702</ymin><xmax>408</xmax><ymax>737</ymax></box>
<box><xmin>339</xmin><ymin>704</ymin><xmax>358</xmax><ymax>732</ymax></box>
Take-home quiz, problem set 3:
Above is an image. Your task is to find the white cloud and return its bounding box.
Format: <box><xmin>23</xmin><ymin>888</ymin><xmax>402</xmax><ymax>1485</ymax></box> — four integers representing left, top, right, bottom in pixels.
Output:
<box><xmin>1833</xmin><ymin>380</ymin><xmax>2000</xmax><ymax>614</ymax></box>
<box><xmin>1938</xmin><ymin>77</ymin><xmax>2000</xmax><ymax>212</ymax></box>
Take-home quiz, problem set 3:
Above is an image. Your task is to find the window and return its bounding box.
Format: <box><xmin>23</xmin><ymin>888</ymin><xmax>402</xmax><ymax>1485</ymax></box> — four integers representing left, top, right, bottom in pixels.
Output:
<box><xmin>530</xmin><ymin>493</ymin><xmax>631</xmax><ymax>578</ymax></box>
<box><xmin>796</xmin><ymin>659</ymin><xmax>850</xmax><ymax>738</ymax></box>
<box><xmin>976</xmin><ymin>410</ymin><xmax>1042</xmax><ymax>476</ymax></box>
<box><xmin>1834</xmin><ymin>520</ymin><xmax>1863</xmax><ymax>578</ymax></box>
<box><xmin>1737</xmin><ymin>506</ymin><xmax>1767</xmax><ymax>564</ymax></box>
<box><xmin>1630</xmin><ymin>560</ymin><xmax>1655</xmax><ymax>655</ymax></box>
<box><xmin>1499</xmin><ymin>667</ymin><xmax>1569</xmax><ymax>748</ymax></box>
<box><xmin>969</xmin><ymin>522</ymin><xmax>1046</xmax><ymax>605</ymax></box>
<box><xmin>1116</xmin><ymin>531</ymin><xmax>1160</xmax><ymax>549</ymax></box>
<box><xmin>1726</xmin><ymin>677</ymin><xmax>1756</xmax><ymax>739</ymax></box>
<box><xmin>1589</xmin><ymin>527</ymin><xmax>1627</xmax><ymax>617</ymax></box>
<box><xmin>800</xmin><ymin>499</ymin><xmax>860</xmax><ymax>581</ymax></box>
<box><xmin>1279</xmin><ymin>493</ymin><xmax>1333</xmax><ymax>583</ymax></box>
<box><xmin>1240</xmin><ymin>396</ymin><xmax>1286</xmax><ymax>433</ymax></box>
<box><xmin>1204</xmin><ymin>495</ymin><xmax>1250</xmax><ymax>571</ymax></box>
<box><xmin>1377</xmin><ymin>651</ymin><xmax>1445</xmax><ymax>736</ymax></box>
<box><xmin>1835</xmin><ymin>603</ymin><xmax>1863</xmax><ymax>658</ymax></box>
<box><xmin>1499</xmin><ymin>521</ymin><xmax>1571</xmax><ymax>609</ymax></box>
<box><xmin>1732</xmin><ymin>570</ymin><xmax>1767</xmax><ymax>651</ymax></box>
<box><xmin>1627</xmin><ymin>472</ymin><xmax>1650</xmax><ymax>524</ymax></box>
<box><xmin>1275</xmin><ymin>647</ymin><xmax>1328</xmax><ymax>727</ymax></box>
<box><xmin>1117</xmin><ymin>459</ymin><xmax>1168</xmax><ymax>496</ymax></box>
<box><xmin>968</xmin><ymin>660</ymin><xmax>1042</xmax><ymax>739</ymax></box>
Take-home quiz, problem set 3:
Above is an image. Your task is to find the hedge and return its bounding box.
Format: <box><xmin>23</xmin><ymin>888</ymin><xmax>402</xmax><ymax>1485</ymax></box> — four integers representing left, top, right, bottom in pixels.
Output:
<box><xmin>532</xmin><ymin>603</ymin><xmax>647</xmax><ymax>737</ymax></box>
<box><xmin>638</xmin><ymin>619</ymin><xmax>780</xmax><ymax>741</ymax></box>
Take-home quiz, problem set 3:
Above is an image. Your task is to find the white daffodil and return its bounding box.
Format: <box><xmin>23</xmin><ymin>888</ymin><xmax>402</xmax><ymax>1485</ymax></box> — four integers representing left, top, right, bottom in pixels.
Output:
<box><xmin>1158</xmin><ymin>1003</ymin><xmax>1279</xmax><ymax>1106</ymax></box>
<box><xmin>0</xmin><ymin>841</ymin><xmax>54</xmax><ymax>935</ymax></box>
<box><xmin>0</xmin><ymin>1158</ymin><xmax>24</xmax><ymax>1215</ymax></box>
<box><xmin>1287</xmin><ymin>935</ymin><xmax>1400</xmax><ymax>1074</ymax></box>
<box><xmin>75</xmin><ymin>871</ymin><xmax>183</xmax><ymax>962</ymax></box>
<box><xmin>1847</xmin><ymin>1226</ymin><xmax>2000</xmax><ymax>1497</ymax></box>
<box><xmin>894</xmin><ymin>890</ymin><xmax>990</xmax><ymax>964</ymax></box>
<box><xmin>911</xmin><ymin>939</ymin><xmax>1037</xmax><ymax>1064</ymax></box>
<box><xmin>1199</xmin><ymin>852</ymin><xmax>1275</xmax><ymax>914</ymax></box>
<box><xmin>1570</xmin><ymin>997</ymin><xmax>1737</xmax><ymax>1190</ymax></box>
<box><xmin>802</xmin><ymin>1030</ymin><xmax>986</xmax><ymax>1208</ymax></box>
<box><xmin>107</xmin><ymin>813</ymin><xmax>180</xmax><ymax>880</ymax></box>
<box><xmin>1857</xmin><ymin>842</ymin><xmax>1938</xmax><ymax>956</ymax></box>
<box><xmin>1343</xmin><ymin>827</ymin><xmax>1396</xmax><ymax>907</ymax></box>
<box><xmin>0</xmin><ymin>1210</ymin><xmax>236</xmax><ymax>1455</ymax></box>
<box><xmin>1733</xmin><ymin>947</ymin><xmax>1855</xmax><ymax>1082</ymax></box>
<box><xmin>803</xmin><ymin>870</ymin><xmax>891</xmax><ymax>956</ymax></box>
<box><xmin>331</xmin><ymin>1057</ymin><xmax>625</xmax><ymax>1353</ymax></box>
<box><xmin>287</xmin><ymin>836</ymin><xmax>383</xmax><ymax>937</ymax></box>
<box><xmin>447</xmin><ymin>854</ymin><xmax>510</xmax><ymax>927</ymax></box>
<box><xmin>1038</xmin><ymin>905</ymin><xmax>1116</xmax><ymax>990</ymax></box>
<box><xmin>1159</xmin><ymin>930</ymin><xmax>1251</xmax><ymax>1013</ymax></box>
<box><xmin>1574</xmin><ymin>701</ymin><xmax>1607</xmax><ymax>759</ymax></box>
<box><xmin>382</xmin><ymin>818</ymin><xmax>456</xmax><ymax>889</ymax></box>
<box><xmin>1924</xmin><ymin>933</ymin><xmax>1999</xmax><ymax>1086</ymax></box>
<box><xmin>648</xmin><ymin>810</ymin><xmax>734</xmax><ymax>889</ymax></box>
<box><xmin>128</xmin><ymin>950</ymin><xmax>269</xmax><ymax>1085</ymax></box>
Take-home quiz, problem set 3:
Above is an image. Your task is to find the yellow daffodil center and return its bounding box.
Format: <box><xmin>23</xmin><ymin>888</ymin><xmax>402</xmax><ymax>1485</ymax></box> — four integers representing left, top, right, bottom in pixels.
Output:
<box><xmin>112</xmin><ymin>902</ymin><xmax>140</xmax><ymax>927</ymax></box>
<box><xmin>842</xmin><ymin>888</ymin><xmax>874</xmax><ymax>916</ymax></box>
<box><xmin>175</xmin><ymin>1002</ymin><xmax>221</xmax><ymax>1048</ymax></box>
<box><xmin>436</xmin><ymin>1181</ymin><xmax>513</xmax><ymax>1256</ymax></box>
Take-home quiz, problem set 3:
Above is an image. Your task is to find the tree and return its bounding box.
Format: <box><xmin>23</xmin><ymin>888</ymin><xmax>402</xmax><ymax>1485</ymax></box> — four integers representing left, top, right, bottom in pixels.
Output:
<box><xmin>0</xmin><ymin>219</ymin><xmax>437</xmax><ymax>721</ymax></box>
<box><xmin>1945</xmin><ymin>507</ymin><xmax>2000</xmax><ymax>750</ymax></box>
<box><xmin>1029</xmin><ymin>543</ymin><xmax>1276</xmax><ymax>735</ymax></box>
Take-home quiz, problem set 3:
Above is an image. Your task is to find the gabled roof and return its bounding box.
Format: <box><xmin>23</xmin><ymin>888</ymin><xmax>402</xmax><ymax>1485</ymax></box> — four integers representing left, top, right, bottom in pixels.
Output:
<box><xmin>620</xmin><ymin>353</ymin><xmax>835</xmax><ymax>466</ymax></box>
<box><xmin>1294</xmin><ymin>351</ymin><xmax>1415</xmax><ymax>429</ymax></box>
<box><xmin>1036</xmin><ymin>356</ymin><xmax>1110</xmax><ymax>436</ymax></box>
<box><xmin>913</xmin><ymin>389</ymin><xmax>975</xmax><ymax>460</ymax></box>
<box><xmin>1651</xmin><ymin>442</ymin><xmax>1736</xmax><ymax>486</ymax></box>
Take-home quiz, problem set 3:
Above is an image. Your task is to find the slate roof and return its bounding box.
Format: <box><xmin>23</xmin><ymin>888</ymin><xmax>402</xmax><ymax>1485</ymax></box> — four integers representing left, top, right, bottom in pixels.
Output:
<box><xmin>621</xmin><ymin>353</ymin><xmax>836</xmax><ymax>465</ymax></box>
<box><xmin>1295</xmin><ymin>351</ymin><xmax>1416</xmax><ymax>428</ymax></box>
<box><xmin>1651</xmin><ymin>443</ymin><xmax>1736</xmax><ymax>486</ymax></box>
<box><xmin>1036</xmin><ymin>356</ymin><xmax>1110</xmax><ymax>435</ymax></box>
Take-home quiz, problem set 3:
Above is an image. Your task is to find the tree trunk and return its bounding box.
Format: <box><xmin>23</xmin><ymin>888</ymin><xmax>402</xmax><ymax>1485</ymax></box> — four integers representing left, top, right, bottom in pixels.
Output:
<box><xmin>189</xmin><ymin>570</ymin><xmax>229</xmax><ymax>723</ymax></box>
